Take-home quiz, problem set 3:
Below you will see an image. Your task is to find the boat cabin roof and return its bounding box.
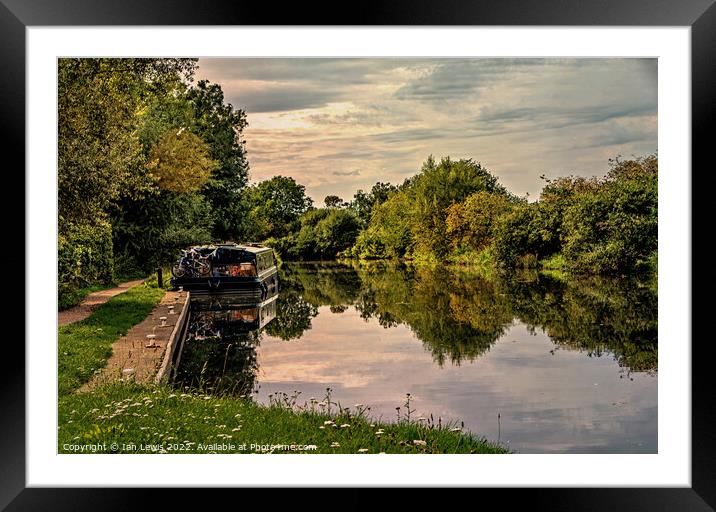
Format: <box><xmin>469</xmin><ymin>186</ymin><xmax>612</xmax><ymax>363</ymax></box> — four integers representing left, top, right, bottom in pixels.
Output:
<box><xmin>196</xmin><ymin>242</ymin><xmax>274</xmax><ymax>255</ymax></box>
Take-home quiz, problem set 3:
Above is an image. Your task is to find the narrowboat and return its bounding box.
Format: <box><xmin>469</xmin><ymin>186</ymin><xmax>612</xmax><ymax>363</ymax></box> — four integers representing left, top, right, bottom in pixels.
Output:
<box><xmin>170</xmin><ymin>242</ymin><xmax>279</xmax><ymax>298</ymax></box>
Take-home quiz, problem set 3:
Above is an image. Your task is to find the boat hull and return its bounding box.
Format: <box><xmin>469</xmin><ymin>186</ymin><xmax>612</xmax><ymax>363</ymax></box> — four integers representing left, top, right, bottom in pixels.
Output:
<box><xmin>170</xmin><ymin>269</ymin><xmax>279</xmax><ymax>298</ymax></box>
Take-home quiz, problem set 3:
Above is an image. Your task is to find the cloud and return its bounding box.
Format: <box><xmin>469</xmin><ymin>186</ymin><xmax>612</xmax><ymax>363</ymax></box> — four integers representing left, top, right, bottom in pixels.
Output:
<box><xmin>196</xmin><ymin>58</ymin><xmax>658</xmax><ymax>201</ymax></box>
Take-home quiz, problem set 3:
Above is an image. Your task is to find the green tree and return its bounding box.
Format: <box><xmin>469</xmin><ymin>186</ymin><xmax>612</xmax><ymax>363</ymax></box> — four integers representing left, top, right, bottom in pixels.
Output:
<box><xmin>324</xmin><ymin>195</ymin><xmax>346</xmax><ymax>208</ymax></box>
<box><xmin>246</xmin><ymin>176</ymin><xmax>313</xmax><ymax>240</ymax></box>
<box><xmin>146</xmin><ymin>130</ymin><xmax>217</xmax><ymax>193</ymax></box>
<box><xmin>186</xmin><ymin>80</ymin><xmax>251</xmax><ymax>241</ymax></box>
<box><xmin>58</xmin><ymin>58</ymin><xmax>197</xmax><ymax>226</ymax></box>
<box><xmin>561</xmin><ymin>155</ymin><xmax>657</xmax><ymax>273</ymax></box>
<box><xmin>445</xmin><ymin>191</ymin><xmax>518</xmax><ymax>252</ymax></box>
<box><xmin>349</xmin><ymin>182</ymin><xmax>397</xmax><ymax>226</ymax></box>
<box><xmin>58</xmin><ymin>58</ymin><xmax>197</xmax><ymax>298</ymax></box>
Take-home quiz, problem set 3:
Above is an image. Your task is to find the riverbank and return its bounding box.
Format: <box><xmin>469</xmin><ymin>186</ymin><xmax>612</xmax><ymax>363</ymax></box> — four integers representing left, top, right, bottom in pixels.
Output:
<box><xmin>58</xmin><ymin>281</ymin><xmax>166</xmax><ymax>395</ymax></box>
<box><xmin>58</xmin><ymin>273</ymin><xmax>507</xmax><ymax>454</ymax></box>
<box><xmin>58</xmin><ymin>383</ymin><xmax>507</xmax><ymax>454</ymax></box>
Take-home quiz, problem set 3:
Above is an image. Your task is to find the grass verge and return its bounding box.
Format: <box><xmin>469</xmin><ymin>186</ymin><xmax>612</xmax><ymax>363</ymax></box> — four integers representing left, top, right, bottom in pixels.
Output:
<box><xmin>57</xmin><ymin>272</ymin><xmax>507</xmax><ymax>454</ymax></box>
<box><xmin>59</xmin><ymin>283</ymin><xmax>117</xmax><ymax>311</ymax></box>
<box><xmin>58</xmin><ymin>382</ymin><xmax>508</xmax><ymax>454</ymax></box>
<box><xmin>58</xmin><ymin>282</ymin><xmax>165</xmax><ymax>396</ymax></box>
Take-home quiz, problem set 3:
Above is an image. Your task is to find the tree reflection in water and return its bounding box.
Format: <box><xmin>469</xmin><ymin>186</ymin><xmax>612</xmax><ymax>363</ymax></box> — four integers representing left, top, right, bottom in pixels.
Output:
<box><xmin>277</xmin><ymin>261</ymin><xmax>657</xmax><ymax>373</ymax></box>
<box><xmin>175</xmin><ymin>261</ymin><xmax>657</xmax><ymax>396</ymax></box>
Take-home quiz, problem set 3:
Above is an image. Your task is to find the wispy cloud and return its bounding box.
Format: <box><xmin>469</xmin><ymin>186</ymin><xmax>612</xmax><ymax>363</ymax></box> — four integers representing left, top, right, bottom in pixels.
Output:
<box><xmin>196</xmin><ymin>58</ymin><xmax>657</xmax><ymax>201</ymax></box>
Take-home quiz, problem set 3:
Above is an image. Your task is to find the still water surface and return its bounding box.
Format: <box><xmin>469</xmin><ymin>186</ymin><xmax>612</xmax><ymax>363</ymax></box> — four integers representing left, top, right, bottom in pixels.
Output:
<box><xmin>175</xmin><ymin>261</ymin><xmax>657</xmax><ymax>453</ymax></box>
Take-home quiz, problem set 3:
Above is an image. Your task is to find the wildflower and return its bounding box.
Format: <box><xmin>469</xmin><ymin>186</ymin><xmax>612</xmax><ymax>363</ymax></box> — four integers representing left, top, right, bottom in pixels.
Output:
<box><xmin>216</xmin><ymin>425</ymin><xmax>226</xmax><ymax>429</ymax></box>
<box><xmin>357</xmin><ymin>448</ymin><xmax>369</xmax><ymax>453</ymax></box>
<box><xmin>232</xmin><ymin>427</ymin><xmax>241</xmax><ymax>432</ymax></box>
<box><xmin>416</xmin><ymin>417</ymin><xmax>427</xmax><ymax>422</ymax></box>
<box><xmin>340</xmin><ymin>424</ymin><xmax>351</xmax><ymax>428</ymax></box>
<box><xmin>370</xmin><ymin>424</ymin><xmax>376</xmax><ymax>428</ymax></box>
<box><xmin>330</xmin><ymin>442</ymin><xmax>340</xmax><ymax>448</ymax></box>
<box><xmin>323</xmin><ymin>420</ymin><xmax>334</xmax><ymax>425</ymax></box>
<box><xmin>413</xmin><ymin>440</ymin><xmax>427</xmax><ymax>446</ymax></box>
<box><xmin>450</xmin><ymin>427</ymin><xmax>462</xmax><ymax>432</ymax></box>
<box><xmin>319</xmin><ymin>426</ymin><xmax>325</xmax><ymax>430</ymax></box>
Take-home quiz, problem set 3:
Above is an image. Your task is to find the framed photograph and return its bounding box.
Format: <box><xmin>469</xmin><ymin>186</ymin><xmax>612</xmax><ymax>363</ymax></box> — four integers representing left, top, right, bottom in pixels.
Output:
<box><xmin>7</xmin><ymin>0</ymin><xmax>713</xmax><ymax>507</ymax></box>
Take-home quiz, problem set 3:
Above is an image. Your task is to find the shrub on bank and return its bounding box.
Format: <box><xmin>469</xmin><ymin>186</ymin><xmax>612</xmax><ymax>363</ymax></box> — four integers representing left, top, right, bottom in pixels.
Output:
<box><xmin>58</xmin><ymin>219</ymin><xmax>114</xmax><ymax>306</ymax></box>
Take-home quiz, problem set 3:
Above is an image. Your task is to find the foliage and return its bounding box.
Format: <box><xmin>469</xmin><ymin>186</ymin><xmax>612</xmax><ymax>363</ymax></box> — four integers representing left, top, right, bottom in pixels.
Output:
<box><xmin>187</xmin><ymin>80</ymin><xmax>251</xmax><ymax>241</ymax></box>
<box><xmin>275</xmin><ymin>208</ymin><xmax>361</xmax><ymax>260</ymax></box>
<box><xmin>561</xmin><ymin>155</ymin><xmax>657</xmax><ymax>273</ymax></box>
<box><xmin>349</xmin><ymin>189</ymin><xmax>413</xmax><ymax>259</ymax></box>
<box><xmin>112</xmin><ymin>192</ymin><xmax>214</xmax><ymax>274</ymax></box>
<box><xmin>324</xmin><ymin>195</ymin><xmax>346</xmax><ymax>208</ymax></box>
<box><xmin>58</xmin><ymin>58</ymin><xmax>197</xmax><ymax>225</ymax></box>
<box><xmin>58</xmin><ymin>219</ymin><xmax>115</xmax><ymax>305</ymax></box>
<box><xmin>348</xmin><ymin>182</ymin><xmax>398</xmax><ymax>226</ymax></box>
<box><xmin>445</xmin><ymin>191</ymin><xmax>518</xmax><ymax>252</ymax></box>
<box><xmin>245</xmin><ymin>176</ymin><xmax>314</xmax><ymax>240</ymax></box>
<box><xmin>58</xmin><ymin>58</ymin><xmax>207</xmax><ymax>296</ymax></box>
<box><xmin>146</xmin><ymin>130</ymin><xmax>217</xmax><ymax>193</ymax></box>
<box><xmin>348</xmin><ymin>157</ymin><xmax>514</xmax><ymax>261</ymax></box>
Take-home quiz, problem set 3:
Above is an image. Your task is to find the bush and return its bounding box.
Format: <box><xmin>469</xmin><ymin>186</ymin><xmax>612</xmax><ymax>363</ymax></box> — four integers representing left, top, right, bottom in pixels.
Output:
<box><xmin>58</xmin><ymin>219</ymin><xmax>114</xmax><ymax>302</ymax></box>
<box><xmin>561</xmin><ymin>156</ymin><xmax>657</xmax><ymax>273</ymax></box>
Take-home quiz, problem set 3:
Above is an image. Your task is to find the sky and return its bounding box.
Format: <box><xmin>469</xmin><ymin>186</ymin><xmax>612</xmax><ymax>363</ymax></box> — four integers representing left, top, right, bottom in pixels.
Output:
<box><xmin>196</xmin><ymin>58</ymin><xmax>657</xmax><ymax>204</ymax></box>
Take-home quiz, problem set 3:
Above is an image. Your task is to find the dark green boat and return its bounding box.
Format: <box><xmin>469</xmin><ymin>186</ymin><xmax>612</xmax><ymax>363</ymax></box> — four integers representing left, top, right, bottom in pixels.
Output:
<box><xmin>170</xmin><ymin>242</ymin><xmax>279</xmax><ymax>298</ymax></box>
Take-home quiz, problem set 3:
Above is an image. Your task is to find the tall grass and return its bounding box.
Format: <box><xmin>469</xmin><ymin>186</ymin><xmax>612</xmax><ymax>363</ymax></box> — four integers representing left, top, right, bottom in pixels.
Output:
<box><xmin>58</xmin><ymin>383</ymin><xmax>508</xmax><ymax>454</ymax></box>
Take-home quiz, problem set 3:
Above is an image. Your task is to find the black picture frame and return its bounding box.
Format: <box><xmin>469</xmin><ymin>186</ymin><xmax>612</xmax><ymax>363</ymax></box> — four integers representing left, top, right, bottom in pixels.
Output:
<box><xmin>5</xmin><ymin>0</ymin><xmax>713</xmax><ymax>508</ymax></box>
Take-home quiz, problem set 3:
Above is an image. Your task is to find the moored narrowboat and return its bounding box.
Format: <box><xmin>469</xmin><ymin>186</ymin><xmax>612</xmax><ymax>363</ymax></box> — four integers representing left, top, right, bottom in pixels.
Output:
<box><xmin>170</xmin><ymin>242</ymin><xmax>279</xmax><ymax>297</ymax></box>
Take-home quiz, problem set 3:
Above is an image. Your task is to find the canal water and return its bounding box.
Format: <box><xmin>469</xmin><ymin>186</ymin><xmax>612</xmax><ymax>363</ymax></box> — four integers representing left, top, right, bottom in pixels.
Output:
<box><xmin>174</xmin><ymin>261</ymin><xmax>657</xmax><ymax>454</ymax></box>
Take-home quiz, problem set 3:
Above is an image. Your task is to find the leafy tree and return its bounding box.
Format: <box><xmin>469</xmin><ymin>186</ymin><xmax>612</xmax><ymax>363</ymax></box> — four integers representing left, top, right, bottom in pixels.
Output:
<box><xmin>348</xmin><ymin>156</ymin><xmax>511</xmax><ymax>261</ymax></box>
<box><xmin>58</xmin><ymin>58</ymin><xmax>197</xmax><ymax>226</ymax></box>
<box><xmin>349</xmin><ymin>182</ymin><xmax>397</xmax><ymax>226</ymax></box>
<box><xmin>445</xmin><ymin>191</ymin><xmax>518</xmax><ymax>252</ymax></box>
<box><xmin>314</xmin><ymin>209</ymin><xmax>361</xmax><ymax>257</ymax></box>
<box><xmin>561</xmin><ymin>155</ymin><xmax>657</xmax><ymax>273</ymax></box>
<box><xmin>246</xmin><ymin>176</ymin><xmax>313</xmax><ymax>239</ymax></box>
<box><xmin>58</xmin><ymin>58</ymin><xmax>197</xmax><ymax>300</ymax></box>
<box><xmin>324</xmin><ymin>195</ymin><xmax>346</xmax><ymax>208</ymax></box>
<box><xmin>186</xmin><ymin>80</ymin><xmax>251</xmax><ymax>240</ymax></box>
<box><xmin>146</xmin><ymin>130</ymin><xmax>217</xmax><ymax>193</ymax></box>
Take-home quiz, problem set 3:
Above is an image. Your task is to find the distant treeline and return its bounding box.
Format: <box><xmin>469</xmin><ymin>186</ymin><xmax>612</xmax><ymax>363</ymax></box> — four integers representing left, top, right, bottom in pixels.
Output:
<box><xmin>273</xmin><ymin>154</ymin><xmax>657</xmax><ymax>276</ymax></box>
<box><xmin>58</xmin><ymin>58</ymin><xmax>656</xmax><ymax>305</ymax></box>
